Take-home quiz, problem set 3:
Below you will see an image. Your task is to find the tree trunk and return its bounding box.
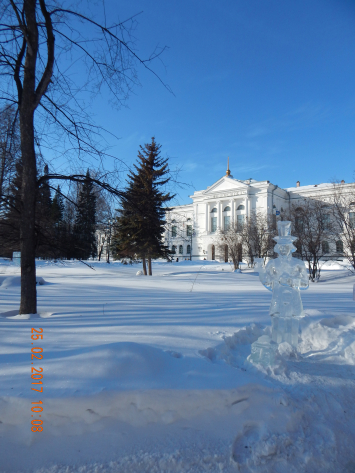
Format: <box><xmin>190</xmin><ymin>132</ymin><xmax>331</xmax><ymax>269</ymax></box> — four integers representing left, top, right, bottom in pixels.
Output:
<box><xmin>19</xmin><ymin>110</ymin><xmax>37</xmax><ymax>314</ymax></box>
<box><xmin>0</xmin><ymin>148</ymin><xmax>6</xmax><ymax>198</ymax></box>
<box><xmin>142</xmin><ymin>256</ymin><xmax>147</xmax><ymax>275</ymax></box>
<box><xmin>16</xmin><ymin>0</ymin><xmax>54</xmax><ymax>313</ymax></box>
<box><xmin>98</xmin><ymin>239</ymin><xmax>104</xmax><ymax>261</ymax></box>
<box><xmin>148</xmin><ymin>257</ymin><xmax>152</xmax><ymax>276</ymax></box>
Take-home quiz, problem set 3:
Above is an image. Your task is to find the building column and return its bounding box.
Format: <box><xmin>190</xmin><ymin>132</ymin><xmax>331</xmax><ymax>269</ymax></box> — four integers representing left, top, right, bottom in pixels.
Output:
<box><xmin>205</xmin><ymin>202</ymin><xmax>209</xmax><ymax>233</ymax></box>
<box><xmin>193</xmin><ymin>204</ymin><xmax>198</xmax><ymax>231</ymax></box>
<box><xmin>218</xmin><ymin>201</ymin><xmax>222</xmax><ymax>229</ymax></box>
<box><xmin>245</xmin><ymin>196</ymin><xmax>249</xmax><ymax>219</ymax></box>
<box><xmin>193</xmin><ymin>205</ymin><xmax>198</xmax><ymax>258</ymax></box>
<box><xmin>231</xmin><ymin>199</ymin><xmax>235</xmax><ymax>225</ymax></box>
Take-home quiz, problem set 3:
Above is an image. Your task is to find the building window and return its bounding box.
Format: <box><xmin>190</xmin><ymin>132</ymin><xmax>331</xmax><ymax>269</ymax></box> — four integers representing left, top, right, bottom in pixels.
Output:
<box><xmin>211</xmin><ymin>208</ymin><xmax>217</xmax><ymax>213</ymax></box>
<box><xmin>224</xmin><ymin>206</ymin><xmax>231</xmax><ymax>211</ymax></box>
<box><xmin>187</xmin><ymin>225</ymin><xmax>193</xmax><ymax>236</ymax></box>
<box><xmin>322</xmin><ymin>241</ymin><xmax>329</xmax><ymax>254</ymax></box>
<box><xmin>172</xmin><ymin>226</ymin><xmax>177</xmax><ymax>237</ymax></box>
<box><xmin>237</xmin><ymin>204</ymin><xmax>245</xmax><ymax>211</ymax></box>
<box><xmin>187</xmin><ymin>244</ymin><xmax>191</xmax><ymax>254</ymax></box>
<box><xmin>179</xmin><ymin>245</ymin><xmax>183</xmax><ymax>254</ymax></box>
<box><xmin>295</xmin><ymin>216</ymin><xmax>304</xmax><ymax>233</ymax></box>
<box><xmin>350</xmin><ymin>212</ymin><xmax>355</xmax><ymax>229</ymax></box>
<box><xmin>224</xmin><ymin>216</ymin><xmax>230</xmax><ymax>230</ymax></box>
<box><xmin>211</xmin><ymin>217</ymin><xmax>217</xmax><ymax>233</ymax></box>
<box><xmin>172</xmin><ymin>245</ymin><xmax>176</xmax><ymax>254</ymax></box>
<box><xmin>322</xmin><ymin>214</ymin><xmax>330</xmax><ymax>230</ymax></box>
<box><xmin>336</xmin><ymin>240</ymin><xmax>343</xmax><ymax>253</ymax></box>
<box><xmin>237</xmin><ymin>214</ymin><xmax>244</xmax><ymax>230</ymax></box>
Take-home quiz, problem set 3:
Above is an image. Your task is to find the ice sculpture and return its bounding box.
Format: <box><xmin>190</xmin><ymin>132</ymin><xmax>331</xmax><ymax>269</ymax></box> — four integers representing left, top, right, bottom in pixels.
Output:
<box><xmin>250</xmin><ymin>221</ymin><xmax>309</xmax><ymax>366</ymax></box>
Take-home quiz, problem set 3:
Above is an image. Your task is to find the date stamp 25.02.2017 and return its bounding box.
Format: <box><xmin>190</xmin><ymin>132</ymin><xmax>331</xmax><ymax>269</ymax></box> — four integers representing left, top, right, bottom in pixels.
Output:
<box><xmin>31</xmin><ymin>327</ymin><xmax>43</xmax><ymax>432</ymax></box>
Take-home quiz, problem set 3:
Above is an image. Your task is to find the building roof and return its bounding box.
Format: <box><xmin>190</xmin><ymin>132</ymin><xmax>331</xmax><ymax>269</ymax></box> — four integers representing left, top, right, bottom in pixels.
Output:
<box><xmin>285</xmin><ymin>183</ymin><xmax>333</xmax><ymax>192</ymax></box>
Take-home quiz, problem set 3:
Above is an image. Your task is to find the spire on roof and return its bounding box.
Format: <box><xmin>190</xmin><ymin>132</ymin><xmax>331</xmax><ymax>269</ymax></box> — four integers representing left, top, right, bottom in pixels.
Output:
<box><xmin>226</xmin><ymin>156</ymin><xmax>231</xmax><ymax>177</ymax></box>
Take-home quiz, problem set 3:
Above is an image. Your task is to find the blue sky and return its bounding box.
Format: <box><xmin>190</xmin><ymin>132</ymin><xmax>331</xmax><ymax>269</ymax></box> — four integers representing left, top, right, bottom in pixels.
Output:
<box><xmin>85</xmin><ymin>0</ymin><xmax>355</xmax><ymax>205</ymax></box>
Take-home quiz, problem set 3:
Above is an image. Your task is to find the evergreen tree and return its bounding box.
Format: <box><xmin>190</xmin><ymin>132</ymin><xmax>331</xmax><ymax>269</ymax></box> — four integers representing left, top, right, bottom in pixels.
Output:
<box><xmin>48</xmin><ymin>185</ymin><xmax>66</xmax><ymax>259</ymax></box>
<box><xmin>51</xmin><ymin>185</ymin><xmax>65</xmax><ymax>225</ymax></box>
<box><xmin>35</xmin><ymin>164</ymin><xmax>53</xmax><ymax>256</ymax></box>
<box><xmin>114</xmin><ymin>137</ymin><xmax>173</xmax><ymax>275</ymax></box>
<box><xmin>37</xmin><ymin>165</ymin><xmax>52</xmax><ymax>213</ymax></box>
<box><xmin>0</xmin><ymin>159</ymin><xmax>22</xmax><ymax>256</ymax></box>
<box><xmin>74</xmin><ymin>169</ymin><xmax>97</xmax><ymax>259</ymax></box>
<box><xmin>0</xmin><ymin>162</ymin><xmax>55</xmax><ymax>258</ymax></box>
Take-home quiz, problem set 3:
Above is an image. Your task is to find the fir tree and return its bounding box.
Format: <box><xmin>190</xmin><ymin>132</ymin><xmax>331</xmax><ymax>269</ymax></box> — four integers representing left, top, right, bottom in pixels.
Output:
<box><xmin>0</xmin><ymin>162</ymin><xmax>56</xmax><ymax>258</ymax></box>
<box><xmin>48</xmin><ymin>185</ymin><xmax>66</xmax><ymax>258</ymax></box>
<box><xmin>51</xmin><ymin>185</ymin><xmax>64</xmax><ymax>225</ymax></box>
<box><xmin>0</xmin><ymin>160</ymin><xmax>22</xmax><ymax>256</ymax></box>
<box><xmin>114</xmin><ymin>137</ymin><xmax>173</xmax><ymax>275</ymax></box>
<box><xmin>35</xmin><ymin>164</ymin><xmax>53</xmax><ymax>256</ymax></box>
<box><xmin>37</xmin><ymin>165</ymin><xmax>52</xmax><ymax>213</ymax></box>
<box><xmin>74</xmin><ymin>169</ymin><xmax>97</xmax><ymax>259</ymax></box>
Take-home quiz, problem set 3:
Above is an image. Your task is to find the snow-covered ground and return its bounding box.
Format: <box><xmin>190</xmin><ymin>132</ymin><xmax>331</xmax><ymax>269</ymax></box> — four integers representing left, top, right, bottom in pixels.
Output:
<box><xmin>0</xmin><ymin>259</ymin><xmax>354</xmax><ymax>472</ymax></box>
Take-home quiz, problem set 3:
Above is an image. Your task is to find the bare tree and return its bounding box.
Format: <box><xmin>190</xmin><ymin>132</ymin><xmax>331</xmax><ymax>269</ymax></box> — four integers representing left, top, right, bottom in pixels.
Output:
<box><xmin>0</xmin><ymin>1</ymin><xmax>169</xmax><ymax>312</ymax></box>
<box><xmin>214</xmin><ymin>222</ymin><xmax>244</xmax><ymax>269</ymax></box>
<box><xmin>95</xmin><ymin>190</ymin><xmax>114</xmax><ymax>262</ymax></box>
<box><xmin>242</xmin><ymin>211</ymin><xmax>275</xmax><ymax>267</ymax></box>
<box><xmin>288</xmin><ymin>199</ymin><xmax>335</xmax><ymax>281</ymax></box>
<box><xmin>329</xmin><ymin>181</ymin><xmax>355</xmax><ymax>271</ymax></box>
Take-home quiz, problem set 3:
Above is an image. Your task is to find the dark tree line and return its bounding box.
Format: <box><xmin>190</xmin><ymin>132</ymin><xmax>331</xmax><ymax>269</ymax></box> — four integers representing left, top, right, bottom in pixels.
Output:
<box><xmin>0</xmin><ymin>153</ymin><xmax>99</xmax><ymax>261</ymax></box>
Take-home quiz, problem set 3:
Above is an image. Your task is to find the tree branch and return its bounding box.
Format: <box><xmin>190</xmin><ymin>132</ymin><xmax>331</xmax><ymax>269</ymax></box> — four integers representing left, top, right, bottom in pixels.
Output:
<box><xmin>49</xmin><ymin>8</ymin><xmax>173</xmax><ymax>95</ymax></box>
<box><xmin>36</xmin><ymin>172</ymin><xmax>125</xmax><ymax>199</ymax></box>
<box><xmin>33</xmin><ymin>0</ymin><xmax>55</xmax><ymax>109</ymax></box>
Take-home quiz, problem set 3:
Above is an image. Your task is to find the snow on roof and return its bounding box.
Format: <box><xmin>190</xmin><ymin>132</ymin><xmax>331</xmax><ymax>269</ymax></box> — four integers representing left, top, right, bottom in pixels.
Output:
<box><xmin>285</xmin><ymin>182</ymin><xmax>333</xmax><ymax>192</ymax></box>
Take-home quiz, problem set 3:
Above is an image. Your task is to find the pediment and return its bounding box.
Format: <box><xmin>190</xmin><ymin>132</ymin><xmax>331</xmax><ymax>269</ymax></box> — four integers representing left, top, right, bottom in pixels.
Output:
<box><xmin>203</xmin><ymin>177</ymin><xmax>248</xmax><ymax>195</ymax></box>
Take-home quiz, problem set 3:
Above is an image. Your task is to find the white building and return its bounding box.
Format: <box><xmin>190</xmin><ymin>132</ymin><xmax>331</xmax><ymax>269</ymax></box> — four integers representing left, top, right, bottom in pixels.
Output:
<box><xmin>165</xmin><ymin>160</ymin><xmax>349</xmax><ymax>261</ymax></box>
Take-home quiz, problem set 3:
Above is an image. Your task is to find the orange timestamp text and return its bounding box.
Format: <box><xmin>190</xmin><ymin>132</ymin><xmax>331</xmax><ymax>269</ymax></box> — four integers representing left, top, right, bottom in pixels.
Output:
<box><xmin>31</xmin><ymin>328</ymin><xmax>43</xmax><ymax>432</ymax></box>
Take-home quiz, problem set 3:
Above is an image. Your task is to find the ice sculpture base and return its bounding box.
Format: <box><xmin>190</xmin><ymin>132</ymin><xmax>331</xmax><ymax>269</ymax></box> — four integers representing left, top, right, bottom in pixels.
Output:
<box><xmin>249</xmin><ymin>335</ymin><xmax>278</xmax><ymax>367</ymax></box>
<box><xmin>271</xmin><ymin>315</ymin><xmax>299</xmax><ymax>348</ymax></box>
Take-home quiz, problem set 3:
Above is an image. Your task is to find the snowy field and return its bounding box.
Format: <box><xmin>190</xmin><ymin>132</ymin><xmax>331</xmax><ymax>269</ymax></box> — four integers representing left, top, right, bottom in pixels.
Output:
<box><xmin>0</xmin><ymin>258</ymin><xmax>354</xmax><ymax>473</ymax></box>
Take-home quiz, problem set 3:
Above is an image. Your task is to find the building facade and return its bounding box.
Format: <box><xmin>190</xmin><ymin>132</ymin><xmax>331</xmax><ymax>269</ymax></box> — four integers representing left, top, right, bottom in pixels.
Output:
<box><xmin>164</xmin><ymin>162</ymin><xmax>350</xmax><ymax>261</ymax></box>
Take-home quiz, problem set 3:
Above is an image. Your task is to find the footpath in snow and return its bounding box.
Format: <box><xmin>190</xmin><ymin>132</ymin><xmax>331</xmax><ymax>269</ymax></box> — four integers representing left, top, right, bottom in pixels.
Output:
<box><xmin>0</xmin><ymin>259</ymin><xmax>354</xmax><ymax>472</ymax></box>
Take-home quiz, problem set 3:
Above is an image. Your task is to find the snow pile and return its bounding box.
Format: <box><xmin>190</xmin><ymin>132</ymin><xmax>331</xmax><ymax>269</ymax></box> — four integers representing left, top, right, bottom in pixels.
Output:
<box><xmin>321</xmin><ymin>260</ymin><xmax>349</xmax><ymax>270</ymax></box>
<box><xmin>7</xmin><ymin>311</ymin><xmax>52</xmax><ymax>319</ymax></box>
<box><xmin>200</xmin><ymin>314</ymin><xmax>355</xmax><ymax>370</ymax></box>
<box><xmin>199</xmin><ymin>323</ymin><xmax>266</xmax><ymax>368</ymax></box>
<box><xmin>299</xmin><ymin>313</ymin><xmax>355</xmax><ymax>364</ymax></box>
<box><xmin>0</xmin><ymin>275</ymin><xmax>46</xmax><ymax>288</ymax></box>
